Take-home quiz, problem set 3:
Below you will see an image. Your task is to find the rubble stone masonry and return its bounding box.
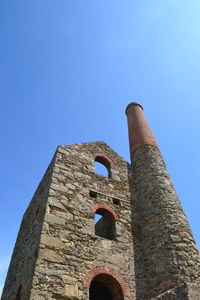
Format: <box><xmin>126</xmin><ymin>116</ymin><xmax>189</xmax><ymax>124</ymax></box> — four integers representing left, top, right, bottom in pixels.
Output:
<box><xmin>126</xmin><ymin>102</ymin><xmax>200</xmax><ymax>300</ymax></box>
<box><xmin>2</xmin><ymin>142</ymin><xmax>136</xmax><ymax>300</ymax></box>
<box><xmin>131</xmin><ymin>145</ymin><xmax>199</xmax><ymax>299</ymax></box>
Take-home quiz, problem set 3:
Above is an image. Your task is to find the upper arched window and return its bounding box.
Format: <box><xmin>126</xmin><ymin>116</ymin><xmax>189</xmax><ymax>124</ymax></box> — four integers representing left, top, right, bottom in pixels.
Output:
<box><xmin>94</xmin><ymin>155</ymin><xmax>111</xmax><ymax>178</ymax></box>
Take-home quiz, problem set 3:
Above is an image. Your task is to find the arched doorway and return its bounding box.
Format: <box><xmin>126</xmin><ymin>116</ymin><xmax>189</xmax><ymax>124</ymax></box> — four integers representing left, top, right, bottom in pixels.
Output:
<box><xmin>89</xmin><ymin>274</ymin><xmax>124</xmax><ymax>300</ymax></box>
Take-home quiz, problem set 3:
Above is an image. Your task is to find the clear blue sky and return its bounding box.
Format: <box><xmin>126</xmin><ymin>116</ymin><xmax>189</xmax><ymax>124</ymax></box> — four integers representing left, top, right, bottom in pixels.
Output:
<box><xmin>0</xmin><ymin>0</ymin><xmax>200</xmax><ymax>294</ymax></box>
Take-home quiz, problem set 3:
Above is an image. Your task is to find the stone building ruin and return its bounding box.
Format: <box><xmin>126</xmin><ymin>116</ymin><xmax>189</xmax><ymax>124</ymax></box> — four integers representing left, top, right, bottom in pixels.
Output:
<box><xmin>1</xmin><ymin>102</ymin><xmax>200</xmax><ymax>300</ymax></box>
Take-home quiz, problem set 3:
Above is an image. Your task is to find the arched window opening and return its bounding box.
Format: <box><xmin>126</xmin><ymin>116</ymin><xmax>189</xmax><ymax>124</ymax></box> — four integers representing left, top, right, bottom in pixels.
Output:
<box><xmin>15</xmin><ymin>284</ymin><xmax>22</xmax><ymax>300</ymax></box>
<box><xmin>89</xmin><ymin>274</ymin><xmax>124</xmax><ymax>300</ymax></box>
<box><xmin>94</xmin><ymin>156</ymin><xmax>111</xmax><ymax>178</ymax></box>
<box><xmin>95</xmin><ymin>208</ymin><xmax>115</xmax><ymax>240</ymax></box>
<box><xmin>95</xmin><ymin>213</ymin><xmax>102</xmax><ymax>224</ymax></box>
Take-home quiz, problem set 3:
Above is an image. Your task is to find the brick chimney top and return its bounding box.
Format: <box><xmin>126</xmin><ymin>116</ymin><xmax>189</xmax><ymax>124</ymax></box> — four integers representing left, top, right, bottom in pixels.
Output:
<box><xmin>125</xmin><ymin>102</ymin><xmax>143</xmax><ymax>114</ymax></box>
<box><xmin>125</xmin><ymin>101</ymin><xmax>157</xmax><ymax>153</ymax></box>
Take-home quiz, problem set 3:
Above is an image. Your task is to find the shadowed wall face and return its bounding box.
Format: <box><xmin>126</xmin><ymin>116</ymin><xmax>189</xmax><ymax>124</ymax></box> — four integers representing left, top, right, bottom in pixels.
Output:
<box><xmin>1</xmin><ymin>160</ymin><xmax>55</xmax><ymax>300</ymax></box>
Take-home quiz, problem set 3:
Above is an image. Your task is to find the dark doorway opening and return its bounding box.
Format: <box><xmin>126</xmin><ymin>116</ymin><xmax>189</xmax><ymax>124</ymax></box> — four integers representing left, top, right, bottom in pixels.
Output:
<box><xmin>90</xmin><ymin>280</ymin><xmax>112</xmax><ymax>300</ymax></box>
<box><xmin>89</xmin><ymin>274</ymin><xmax>124</xmax><ymax>300</ymax></box>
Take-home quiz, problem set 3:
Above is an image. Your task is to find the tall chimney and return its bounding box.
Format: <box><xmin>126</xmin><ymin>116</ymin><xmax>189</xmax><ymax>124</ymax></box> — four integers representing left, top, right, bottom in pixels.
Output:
<box><xmin>126</xmin><ymin>102</ymin><xmax>199</xmax><ymax>299</ymax></box>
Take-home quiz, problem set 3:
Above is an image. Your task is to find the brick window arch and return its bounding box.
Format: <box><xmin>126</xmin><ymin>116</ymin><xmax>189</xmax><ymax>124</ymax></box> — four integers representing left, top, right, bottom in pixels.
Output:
<box><xmin>83</xmin><ymin>265</ymin><xmax>131</xmax><ymax>298</ymax></box>
<box><xmin>92</xmin><ymin>204</ymin><xmax>118</xmax><ymax>240</ymax></box>
<box><xmin>94</xmin><ymin>154</ymin><xmax>112</xmax><ymax>178</ymax></box>
<box><xmin>91</xmin><ymin>204</ymin><xmax>118</xmax><ymax>221</ymax></box>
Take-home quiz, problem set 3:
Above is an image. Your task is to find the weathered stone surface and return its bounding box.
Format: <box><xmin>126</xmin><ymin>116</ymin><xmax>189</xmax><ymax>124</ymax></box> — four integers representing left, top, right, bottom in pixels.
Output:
<box><xmin>35</xmin><ymin>266</ymin><xmax>62</xmax><ymax>277</ymax></box>
<box><xmin>131</xmin><ymin>144</ymin><xmax>200</xmax><ymax>299</ymax></box>
<box><xmin>48</xmin><ymin>197</ymin><xmax>65</xmax><ymax>209</ymax></box>
<box><xmin>151</xmin><ymin>281</ymin><xmax>200</xmax><ymax>300</ymax></box>
<box><xmin>53</xmin><ymin>285</ymin><xmax>79</xmax><ymax>298</ymax></box>
<box><xmin>62</xmin><ymin>275</ymin><xmax>77</xmax><ymax>282</ymax></box>
<box><xmin>29</xmin><ymin>291</ymin><xmax>46</xmax><ymax>300</ymax></box>
<box><xmin>51</xmin><ymin>183</ymin><xmax>69</xmax><ymax>193</ymax></box>
<box><xmin>40</xmin><ymin>234</ymin><xmax>64</xmax><ymax>248</ymax></box>
<box><xmin>38</xmin><ymin>249</ymin><xmax>65</xmax><ymax>263</ymax></box>
<box><xmin>44</xmin><ymin>213</ymin><xmax>65</xmax><ymax>225</ymax></box>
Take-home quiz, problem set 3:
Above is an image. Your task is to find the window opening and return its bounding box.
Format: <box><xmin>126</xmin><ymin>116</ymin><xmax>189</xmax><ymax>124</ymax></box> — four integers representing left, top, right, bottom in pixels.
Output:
<box><xmin>89</xmin><ymin>274</ymin><xmax>124</xmax><ymax>300</ymax></box>
<box><xmin>95</xmin><ymin>213</ymin><xmax>102</xmax><ymax>224</ymax></box>
<box><xmin>94</xmin><ymin>208</ymin><xmax>115</xmax><ymax>240</ymax></box>
<box><xmin>113</xmin><ymin>198</ymin><xmax>120</xmax><ymax>206</ymax></box>
<box><xmin>90</xmin><ymin>191</ymin><xmax>97</xmax><ymax>198</ymax></box>
<box><xmin>95</xmin><ymin>161</ymin><xmax>108</xmax><ymax>177</ymax></box>
<box><xmin>94</xmin><ymin>156</ymin><xmax>111</xmax><ymax>178</ymax></box>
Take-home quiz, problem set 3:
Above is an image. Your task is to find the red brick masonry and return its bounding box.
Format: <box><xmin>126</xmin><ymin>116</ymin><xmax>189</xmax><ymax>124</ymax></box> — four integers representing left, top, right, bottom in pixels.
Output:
<box><xmin>83</xmin><ymin>265</ymin><xmax>131</xmax><ymax>296</ymax></box>
<box><xmin>126</xmin><ymin>102</ymin><xmax>157</xmax><ymax>153</ymax></box>
<box><xmin>91</xmin><ymin>204</ymin><xmax>119</xmax><ymax>221</ymax></box>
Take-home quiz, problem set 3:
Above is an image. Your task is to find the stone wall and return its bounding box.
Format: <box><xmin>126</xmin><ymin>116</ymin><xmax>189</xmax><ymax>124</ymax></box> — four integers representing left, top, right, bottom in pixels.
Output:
<box><xmin>27</xmin><ymin>142</ymin><xmax>136</xmax><ymax>299</ymax></box>
<box><xmin>1</xmin><ymin>155</ymin><xmax>56</xmax><ymax>300</ymax></box>
<box><xmin>151</xmin><ymin>281</ymin><xmax>200</xmax><ymax>300</ymax></box>
<box><xmin>131</xmin><ymin>144</ymin><xmax>199</xmax><ymax>299</ymax></box>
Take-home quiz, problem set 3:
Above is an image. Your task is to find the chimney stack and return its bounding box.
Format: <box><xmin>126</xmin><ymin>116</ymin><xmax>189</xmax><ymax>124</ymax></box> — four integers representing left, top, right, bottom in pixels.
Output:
<box><xmin>125</xmin><ymin>102</ymin><xmax>157</xmax><ymax>153</ymax></box>
<box><xmin>126</xmin><ymin>102</ymin><xmax>199</xmax><ymax>299</ymax></box>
